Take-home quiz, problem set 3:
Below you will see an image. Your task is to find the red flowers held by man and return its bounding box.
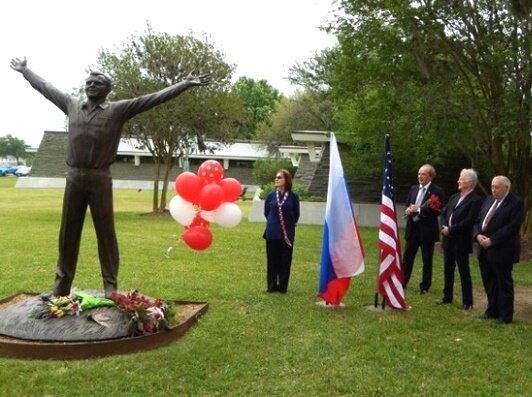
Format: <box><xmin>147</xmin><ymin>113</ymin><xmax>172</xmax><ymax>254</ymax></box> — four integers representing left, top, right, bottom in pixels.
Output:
<box><xmin>424</xmin><ymin>194</ymin><xmax>442</xmax><ymax>212</ymax></box>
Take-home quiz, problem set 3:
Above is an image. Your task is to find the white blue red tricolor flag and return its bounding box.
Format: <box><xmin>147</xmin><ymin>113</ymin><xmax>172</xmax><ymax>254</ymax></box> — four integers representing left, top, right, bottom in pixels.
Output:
<box><xmin>318</xmin><ymin>133</ymin><xmax>365</xmax><ymax>306</ymax></box>
<box><xmin>378</xmin><ymin>135</ymin><xmax>409</xmax><ymax>310</ymax></box>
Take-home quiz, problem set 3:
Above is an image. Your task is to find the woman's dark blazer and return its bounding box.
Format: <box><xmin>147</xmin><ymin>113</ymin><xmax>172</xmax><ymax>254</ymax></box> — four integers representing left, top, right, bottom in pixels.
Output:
<box><xmin>440</xmin><ymin>192</ymin><xmax>482</xmax><ymax>253</ymax></box>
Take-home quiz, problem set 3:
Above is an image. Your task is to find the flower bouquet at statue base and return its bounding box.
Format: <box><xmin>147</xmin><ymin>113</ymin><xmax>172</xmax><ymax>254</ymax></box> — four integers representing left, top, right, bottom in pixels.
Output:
<box><xmin>30</xmin><ymin>289</ymin><xmax>177</xmax><ymax>336</ymax></box>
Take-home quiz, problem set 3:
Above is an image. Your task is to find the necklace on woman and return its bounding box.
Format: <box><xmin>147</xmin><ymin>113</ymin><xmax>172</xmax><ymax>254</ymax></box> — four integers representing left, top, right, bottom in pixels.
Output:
<box><xmin>276</xmin><ymin>190</ymin><xmax>292</xmax><ymax>246</ymax></box>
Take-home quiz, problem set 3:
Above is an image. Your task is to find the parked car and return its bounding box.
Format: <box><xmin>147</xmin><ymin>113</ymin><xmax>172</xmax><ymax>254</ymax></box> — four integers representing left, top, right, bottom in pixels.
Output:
<box><xmin>15</xmin><ymin>166</ymin><xmax>32</xmax><ymax>177</ymax></box>
<box><xmin>0</xmin><ymin>165</ymin><xmax>18</xmax><ymax>176</ymax></box>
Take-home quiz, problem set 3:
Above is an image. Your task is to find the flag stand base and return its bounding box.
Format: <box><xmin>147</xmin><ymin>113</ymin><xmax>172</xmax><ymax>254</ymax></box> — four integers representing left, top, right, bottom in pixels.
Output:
<box><xmin>315</xmin><ymin>301</ymin><xmax>346</xmax><ymax>309</ymax></box>
<box><xmin>365</xmin><ymin>305</ymin><xmax>386</xmax><ymax>313</ymax></box>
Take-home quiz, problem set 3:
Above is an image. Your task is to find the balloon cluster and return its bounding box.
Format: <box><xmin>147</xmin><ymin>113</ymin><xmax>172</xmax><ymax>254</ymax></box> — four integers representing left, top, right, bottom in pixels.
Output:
<box><xmin>170</xmin><ymin>160</ymin><xmax>243</xmax><ymax>250</ymax></box>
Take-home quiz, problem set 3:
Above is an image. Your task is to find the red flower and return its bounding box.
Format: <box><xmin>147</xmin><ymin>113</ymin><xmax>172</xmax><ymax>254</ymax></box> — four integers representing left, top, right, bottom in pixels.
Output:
<box><xmin>110</xmin><ymin>290</ymin><xmax>170</xmax><ymax>336</ymax></box>
<box><xmin>424</xmin><ymin>194</ymin><xmax>442</xmax><ymax>212</ymax></box>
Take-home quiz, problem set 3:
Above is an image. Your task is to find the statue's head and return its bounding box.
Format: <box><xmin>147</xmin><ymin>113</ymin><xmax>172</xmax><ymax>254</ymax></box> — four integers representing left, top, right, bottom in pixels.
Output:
<box><xmin>85</xmin><ymin>71</ymin><xmax>112</xmax><ymax>100</ymax></box>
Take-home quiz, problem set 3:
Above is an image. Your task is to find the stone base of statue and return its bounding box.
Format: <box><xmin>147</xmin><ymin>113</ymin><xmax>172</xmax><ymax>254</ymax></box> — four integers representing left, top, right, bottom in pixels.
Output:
<box><xmin>0</xmin><ymin>291</ymin><xmax>208</xmax><ymax>360</ymax></box>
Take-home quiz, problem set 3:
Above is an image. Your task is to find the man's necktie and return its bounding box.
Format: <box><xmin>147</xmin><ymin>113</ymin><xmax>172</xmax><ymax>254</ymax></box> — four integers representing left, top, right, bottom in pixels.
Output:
<box><xmin>481</xmin><ymin>200</ymin><xmax>499</xmax><ymax>232</ymax></box>
<box><xmin>415</xmin><ymin>186</ymin><xmax>425</xmax><ymax>207</ymax></box>
<box><xmin>413</xmin><ymin>186</ymin><xmax>425</xmax><ymax>222</ymax></box>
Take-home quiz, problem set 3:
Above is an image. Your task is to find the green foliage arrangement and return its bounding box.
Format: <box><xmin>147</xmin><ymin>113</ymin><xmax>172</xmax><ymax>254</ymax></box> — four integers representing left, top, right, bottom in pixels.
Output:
<box><xmin>252</xmin><ymin>158</ymin><xmax>296</xmax><ymax>186</ymax></box>
<box><xmin>259</xmin><ymin>181</ymin><xmax>323</xmax><ymax>202</ymax></box>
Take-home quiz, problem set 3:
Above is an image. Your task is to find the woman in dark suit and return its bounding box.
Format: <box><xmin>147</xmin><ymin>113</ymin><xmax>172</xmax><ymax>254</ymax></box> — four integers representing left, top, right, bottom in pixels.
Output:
<box><xmin>263</xmin><ymin>169</ymin><xmax>300</xmax><ymax>293</ymax></box>
<box><xmin>439</xmin><ymin>169</ymin><xmax>482</xmax><ymax>310</ymax></box>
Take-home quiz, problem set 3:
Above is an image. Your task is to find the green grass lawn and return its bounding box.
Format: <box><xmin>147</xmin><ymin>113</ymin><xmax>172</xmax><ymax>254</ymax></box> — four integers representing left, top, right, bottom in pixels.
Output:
<box><xmin>0</xmin><ymin>177</ymin><xmax>530</xmax><ymax>397</ymax></box>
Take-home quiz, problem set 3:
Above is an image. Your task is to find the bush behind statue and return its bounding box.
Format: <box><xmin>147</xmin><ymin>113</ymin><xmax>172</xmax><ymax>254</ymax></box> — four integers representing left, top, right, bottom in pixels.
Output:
<box><xmin>252</xmin><ymin>158</ymin><xmax>296</xmax><ymax>186</ymax></box>
<box><xmin>259</xmin><ymin>182</ymin><xmax>324</xmax><ymax>202</ymax></box>
<box><xmin>253</xmin><ymin>158</ymin><xmax>323</xmax><ymax>202</ymax></box>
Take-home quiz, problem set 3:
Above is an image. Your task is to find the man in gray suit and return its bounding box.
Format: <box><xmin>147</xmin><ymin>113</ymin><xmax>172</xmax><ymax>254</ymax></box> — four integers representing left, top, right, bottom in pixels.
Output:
<box><xmin>473</xmin><ymin>176</ymin><xmax>524</xmax><ymax>324</ymax></box>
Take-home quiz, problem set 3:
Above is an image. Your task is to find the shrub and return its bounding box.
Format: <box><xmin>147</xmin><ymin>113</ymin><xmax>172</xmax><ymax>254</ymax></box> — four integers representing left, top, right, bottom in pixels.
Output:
<box><xmin>259</xmin><ymin>182</ymin><xmax>324</xmax><ymax>202</ymax></box>
<box><xmin>252</xmin><ymin>158</ymin><xmax>296</xmax><ymax>186</ymax></box>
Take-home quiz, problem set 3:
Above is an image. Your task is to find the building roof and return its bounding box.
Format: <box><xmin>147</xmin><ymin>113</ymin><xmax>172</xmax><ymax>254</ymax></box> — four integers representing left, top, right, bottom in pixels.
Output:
<box><xmin>116</xmin><ymin>138</ymin><xmax>273</xmax><ymax>161</ymax></box>
<box><xmin>39</xmin><ymin>131</ymin><xmax>314</xmax><ymax>162</ymax></box>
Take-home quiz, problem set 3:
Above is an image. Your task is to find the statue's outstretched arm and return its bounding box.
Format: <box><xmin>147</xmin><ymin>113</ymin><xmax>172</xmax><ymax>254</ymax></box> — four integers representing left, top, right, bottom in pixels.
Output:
<box><xmin>10</xmin><ymin>57</ymin><xmax>28</xmax><ymax>73</ymax></box>
<box><xmin>184</xmin><ymin>72</ymin><xmax>211</xmax><ymax>87</ymax></box>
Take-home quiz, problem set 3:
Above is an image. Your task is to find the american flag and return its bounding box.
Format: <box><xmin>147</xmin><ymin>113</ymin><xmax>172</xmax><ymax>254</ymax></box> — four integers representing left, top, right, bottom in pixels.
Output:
<box><xmin>378</xmin><ymin>135</ymin><xmax>409</xmax><ymax>310</ymax></box>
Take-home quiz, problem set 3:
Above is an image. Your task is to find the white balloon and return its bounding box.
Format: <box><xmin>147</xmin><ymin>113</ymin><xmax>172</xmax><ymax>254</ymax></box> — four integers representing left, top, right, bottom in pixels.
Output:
<box><xmin>169</xmin><ymin>195</ymin><xmax>195</xmax><ymax>226</ymax></box>
<box><xmin>200</xmin><ymin>210</ymin><xmax>215</xmax><ymax>222</ymax></box>
<box><xmin>213</xmin><ymin>203</ymin><xmax>242</xmax><ymax>228</ymax></box>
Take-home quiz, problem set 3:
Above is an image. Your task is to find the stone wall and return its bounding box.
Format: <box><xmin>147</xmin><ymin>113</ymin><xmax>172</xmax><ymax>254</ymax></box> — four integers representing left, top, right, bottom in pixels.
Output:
<box><xmin>294</xmin><ymin>154</ymin><xmax>320</xmax><ymax>192</ymax></box>
<box><xmin>306</xmin><ymin>147</ymin><xmax>329</xmax><ymax>198</ymax></box>
<box><xmin>248</xmin><ymin>199</ymin><xmax>407</xmax><ymax>228</ymax></box>
<box><xmin>31</xmin><ymin>131</ymin><xmax>70</xmax><ymax>177</ymax></box>
<box><xmin>296</xmin><ymin>144</ymin><xmax>387</xmax><ymax>203</ymax></box>
<box><xmin>31</xmin><ymin>131</ymin><xmax>257</xmax><ymax>185</ymax></box>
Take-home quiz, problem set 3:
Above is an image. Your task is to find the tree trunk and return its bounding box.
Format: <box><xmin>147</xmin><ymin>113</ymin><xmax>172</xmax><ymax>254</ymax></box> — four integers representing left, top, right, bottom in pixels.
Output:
<box><xmin>158</xmin><ymin>151</ymin><xmax>175</xmax><ymax>212</ymax></box>
<box><xmin>152</xmin><ymin>158</ymin><xmax>162</xmax><ymax>212</ymax></box>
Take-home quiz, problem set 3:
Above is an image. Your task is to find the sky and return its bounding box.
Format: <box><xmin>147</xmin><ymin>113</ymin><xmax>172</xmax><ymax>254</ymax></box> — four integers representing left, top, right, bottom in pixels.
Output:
<box><xmin>0</xmin><ymin>0</ymin><xmax>338</xmax><ymax>148</ymax></box>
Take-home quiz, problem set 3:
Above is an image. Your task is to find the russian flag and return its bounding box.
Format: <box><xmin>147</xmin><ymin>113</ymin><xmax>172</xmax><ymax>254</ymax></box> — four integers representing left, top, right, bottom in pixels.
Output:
<box><xmin>318</xmin><ymin>133</ymin><xmax>365</xmax><ymax>306</ymax></box>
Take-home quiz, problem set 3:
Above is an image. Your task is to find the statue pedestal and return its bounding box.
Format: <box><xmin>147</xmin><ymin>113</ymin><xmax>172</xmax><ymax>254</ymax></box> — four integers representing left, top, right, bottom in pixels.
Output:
<box><xmin>0</xmin><ymin>292</ymin><xmax>208</xmax><ymax>360</ymax></box>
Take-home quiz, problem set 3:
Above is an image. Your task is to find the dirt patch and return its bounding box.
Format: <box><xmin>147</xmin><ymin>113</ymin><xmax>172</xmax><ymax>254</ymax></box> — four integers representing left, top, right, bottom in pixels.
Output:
<box><xmin>521</xmin><ymin>238</ymin><xmax>532</xmax><ymax>261</ymax></box>
<box><xmin>0</xmin><ymin>293</ymin><xmax>34</xmax><ymax>310</ymax></box>
<box><xmin>177</xmin><ymin>303</ymin><xmax>205</xmax><ymax>323</ymax></box>
<box><xmin>473</xmin><ymin>285</ymin><xmax>532</xmax><ymax>322</ymax></box>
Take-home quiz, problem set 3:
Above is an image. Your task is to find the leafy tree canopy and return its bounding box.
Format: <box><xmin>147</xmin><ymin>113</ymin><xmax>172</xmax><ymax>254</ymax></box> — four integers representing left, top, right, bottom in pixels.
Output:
<box><xmin>95</xmin><ymin>23</ymin><xmax>247</xmax><ymax>212</ymax></box>
<box><xmin>255</xmin><ymin>90</ymin><xmax>335</xmax><ymax>154</ymax></box>
<box><xmin>0</xmin><ymin>134</ymin><xmax>27</xmax><ymax>164</ymax></box>
<box><xmin>231</xmin><ymin>77</ymin><xmax>283</xmax><ymax>139</ymax></box>
<box><xmin>293</xmin><ymin>0</ymin><xmax>531</xmax><ymax>235</ymax></box>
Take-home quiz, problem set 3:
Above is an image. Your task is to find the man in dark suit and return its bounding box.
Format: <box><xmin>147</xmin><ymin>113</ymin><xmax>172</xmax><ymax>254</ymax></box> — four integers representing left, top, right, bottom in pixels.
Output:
<box><xmin>474</xmin><ymin>176</ymin><xmax>524</xmax><ymax>324</ymax></box>
<box><xmin>403</xmin><ymin>164</ymin><xmax>445</xmax><ymax>294</ymax></box>
<box><xmin>438</xmin><ymin>169</ymin><xmax>482</xmax><ymax>310</ymax></box>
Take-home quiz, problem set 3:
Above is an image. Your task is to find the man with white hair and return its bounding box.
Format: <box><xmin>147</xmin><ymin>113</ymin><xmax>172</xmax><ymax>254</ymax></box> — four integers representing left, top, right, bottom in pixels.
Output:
<box><xmin>473</xmin><ymin>176</ymin><xmax>524</xmax><ymax>324</ymax></box>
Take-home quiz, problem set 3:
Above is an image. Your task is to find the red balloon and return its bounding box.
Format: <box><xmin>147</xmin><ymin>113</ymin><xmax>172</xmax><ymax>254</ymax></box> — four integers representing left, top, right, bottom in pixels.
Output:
<box><xmin>219</xmin><ymin>178</ymin><xmax>242</xmax><ymax>202</ymax></box>
<box><xmin>175</xmin><ymin>172</ymin><xmax>202</xmax><ymax>203</ymax></box>
<box><xmin>182</xmin><ymin>226</ymin><xmax>213</xmax><ymax>251</ymax></box>
<box><xmin>198</xmin><ymin>184</ymin><xmax>224</xmax><ymax>211</ymax></box>
<box><xmin>190</xmin><ymin>214</ymin><xmax>209</xmax><ymax>228</ymax></box>
<box><xmin>197</xmin><ymin>160</ymin><xmax>224</xmax><ymax>184</ymax></box>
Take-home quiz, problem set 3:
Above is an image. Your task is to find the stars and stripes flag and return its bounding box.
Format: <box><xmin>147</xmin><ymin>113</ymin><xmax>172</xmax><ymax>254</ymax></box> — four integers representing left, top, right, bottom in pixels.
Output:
<box><xmin>378</xmin><ymin>135</ymin><xmax>409</xmax><ymax>310</ymax></box>
<box><xmin>318</xmin><ymin>133</ymin><xmax>365</xmax><ymax>306</ymax></box>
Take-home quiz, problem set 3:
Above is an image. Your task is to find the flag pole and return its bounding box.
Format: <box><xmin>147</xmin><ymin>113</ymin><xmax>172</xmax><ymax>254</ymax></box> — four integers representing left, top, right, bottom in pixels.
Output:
<box><xmin>374</xmin><ymin>250</ymin><xmax>383</xmax><ymax>308</ymax></box>
<box><xmin>373</xmin><ymin>134</ymin><xmax>390</xmax><ymax>310</ymax></box>
<box><xmin>375</xmin><ymin>134</ymin><xmax>409</xmax><ymax>312</ymax></box>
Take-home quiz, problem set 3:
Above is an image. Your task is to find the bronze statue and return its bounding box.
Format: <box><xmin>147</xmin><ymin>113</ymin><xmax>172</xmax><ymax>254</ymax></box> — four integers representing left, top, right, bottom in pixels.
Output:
<box><xmin>11</xmin><ymin>57</ymin><xmax>210</xmax><ymax>298</ymax></box>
